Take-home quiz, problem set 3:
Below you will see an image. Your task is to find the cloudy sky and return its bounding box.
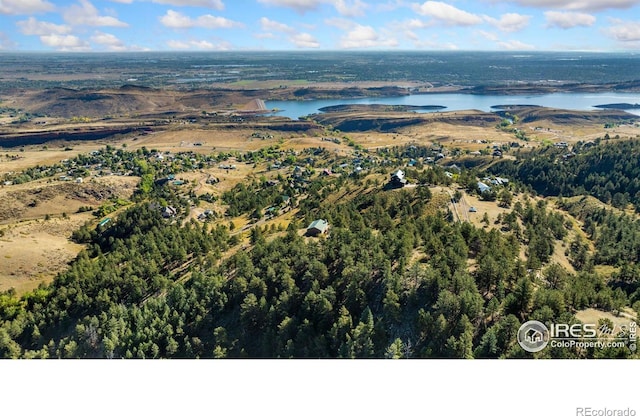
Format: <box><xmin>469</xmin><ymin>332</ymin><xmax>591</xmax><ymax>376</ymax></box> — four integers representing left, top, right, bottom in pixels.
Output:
<box><xmin>0</xmin><ymin>0</ymin><xmax>639</xmax><ymax>52</ymax></box>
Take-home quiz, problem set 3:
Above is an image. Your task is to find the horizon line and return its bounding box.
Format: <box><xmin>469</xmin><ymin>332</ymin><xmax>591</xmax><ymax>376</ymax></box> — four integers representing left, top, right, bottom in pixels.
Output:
<box><xmin>0</xmin><ymin>49</ymin><xmax>635</xmax><ymax>54</ymax></box>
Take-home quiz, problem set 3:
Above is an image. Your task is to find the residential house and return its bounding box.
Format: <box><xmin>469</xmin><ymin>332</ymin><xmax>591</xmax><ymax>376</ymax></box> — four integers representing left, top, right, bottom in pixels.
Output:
<box><xmin>389</xmin><ymin>169</ymin><xmax>407</xmax><ymax>187</ymax></box>
<box><xmin>161</xmin><ymin>206</ymin><xmax>177</xmax><ymax>218</ymax></box>
<box><xmin>477</xmin><ymin>182</ymin><xmax>491</xmax><ymax>193</ymax></box>
<box><xmin>306</xmin><ymin>219</ymin><xmax>329</xmax><ymax>236</ymax></box>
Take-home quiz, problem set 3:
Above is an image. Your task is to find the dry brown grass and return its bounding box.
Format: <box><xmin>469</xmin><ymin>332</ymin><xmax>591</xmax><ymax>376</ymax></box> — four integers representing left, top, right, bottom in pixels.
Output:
<box><xmin>0</xmin><ymin>215</ymin><xmax>88</xmax><ymax>294</ymax></box>
<box><xmin>575</xmin><ymin>308</ymin><xmax>637</xmax><ymax>331</ymax></box>
<box><xmin>0</xmin><ymin>146</ymin><xmax>105</xmax><ymax>176</ymax></box>
<box><xmin>0</xmin><ymin>176</ymin><xmax>138</xmax><ymax>224</ymax></box>
<box><xmin>549</xmin><ymin>240</ymin><xmax>576</xmax><ymax>274</ymax></box>
<box><xmin>0</xmin><ymin>175</ymin><xmax>138</xmax><ymax>294</ymax></box>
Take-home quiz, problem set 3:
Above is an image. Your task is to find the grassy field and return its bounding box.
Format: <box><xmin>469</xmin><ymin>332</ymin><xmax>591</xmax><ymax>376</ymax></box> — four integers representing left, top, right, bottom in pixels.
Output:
<box><xmin>0</xmin><ymin>216</ymin><xmax>86</xmax><ymax>293</ymax></box>
<box><xmin>0</xmin><ymin>174</ymin><xmax>138</xmax><ymax>294</ymax></box>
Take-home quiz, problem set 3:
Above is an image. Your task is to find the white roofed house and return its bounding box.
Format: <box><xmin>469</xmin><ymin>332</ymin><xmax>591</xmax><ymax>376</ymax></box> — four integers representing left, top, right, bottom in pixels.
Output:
<box><xmin>306</xmin><ymin>219</ymin><xmax>329</xmax><ymax>236</ymax></box>
<box><xmin>477</xmin><ymin>182</ymin><xmax>491</xmax><ymax>194</ymax></box>
<box><xmin>389</xmin><ymin>169</ymin><xmax>407</xmax><ymax>188</ymax></box>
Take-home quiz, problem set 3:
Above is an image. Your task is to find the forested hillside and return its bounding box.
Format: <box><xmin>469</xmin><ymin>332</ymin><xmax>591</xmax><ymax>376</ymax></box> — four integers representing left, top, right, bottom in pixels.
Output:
<box><xmin>1</xmin><ymin>148</ymin><xmax>637</xmax><ymax>358</ymax></box>
<box><xmin>488</xmin><ymin>138</ymin><xmax>640</xmax><ymax>210</ymax></box>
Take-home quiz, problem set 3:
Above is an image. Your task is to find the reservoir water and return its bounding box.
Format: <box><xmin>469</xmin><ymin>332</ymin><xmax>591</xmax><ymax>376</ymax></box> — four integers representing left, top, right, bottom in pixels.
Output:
<box><xmin>266</xmin><ymin>92</ymin><xmax>640</xmax><ymax>119</ymax></box>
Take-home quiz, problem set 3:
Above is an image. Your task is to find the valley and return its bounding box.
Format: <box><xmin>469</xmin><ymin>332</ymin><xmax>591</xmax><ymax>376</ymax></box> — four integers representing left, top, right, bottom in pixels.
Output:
<box><xmin>1</xmin><ymin>52</ymin><xmax>640</xmax><ymax>359</ymax></box>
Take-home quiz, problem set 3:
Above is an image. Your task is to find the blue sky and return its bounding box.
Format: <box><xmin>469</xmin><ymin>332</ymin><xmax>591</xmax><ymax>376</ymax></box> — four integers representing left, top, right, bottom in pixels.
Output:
<box><xmin>1</xmin><ymin>0</ymin><xmax>639</xmax><ymax>51</ymax></box>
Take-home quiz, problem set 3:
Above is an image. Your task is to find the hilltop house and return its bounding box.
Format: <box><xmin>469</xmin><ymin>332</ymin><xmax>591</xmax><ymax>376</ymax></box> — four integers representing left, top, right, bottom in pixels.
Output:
<box><xmin>306</xmin><ymin>219</ymin><xmax>329</xmax><ymax>236</ymax></box>
<box><xmin>477</xmin><ymin>182</ymin><xmax>491</xmax><ymax>194</ymax></box>
<box><xmin>487</xmin><ymin>177</ymin><xmax>509</xmax><ymax>186</ymax></box>
<box><xmin>389</xmin><ymin>169</ymin><xmax>407</xmax><ymax>187</ymax></box>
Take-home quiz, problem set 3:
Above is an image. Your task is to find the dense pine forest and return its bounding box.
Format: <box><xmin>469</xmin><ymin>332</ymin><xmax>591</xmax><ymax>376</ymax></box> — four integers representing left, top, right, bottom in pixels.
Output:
<box><xmin>1</xmin><ymin>138</ymin><xmax>639</xmax><ymax>359</ymax></box>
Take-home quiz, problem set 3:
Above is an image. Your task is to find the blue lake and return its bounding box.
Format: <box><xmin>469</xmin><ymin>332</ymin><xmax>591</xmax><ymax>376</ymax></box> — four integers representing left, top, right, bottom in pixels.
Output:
<box><xmin>266</xmin><ymin>92</ymin><xmax>640</xmax><ymax>119</ymax></box>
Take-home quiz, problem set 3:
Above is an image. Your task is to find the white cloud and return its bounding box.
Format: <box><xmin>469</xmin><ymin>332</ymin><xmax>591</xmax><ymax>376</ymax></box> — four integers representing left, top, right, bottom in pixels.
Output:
<box><xmin>485</xmin><ymin>0</ymin><xmax>639</xmax><ymax>12</ymax></box>
<box><xmin>166</xmin><ymin>39</ymin><xmax>230</xmax><ymax>49</ymax></box>
<box><xmin>90</xmin><ymin>31</ymin><xmax>128</xmax><ymax>50</ymax></box>
<box><xmin>64</xmin><ymin>0</ymin><xmax>128</xmax><ymax>27</ymax></box>
<box><xmin>333</xmin><ymin>0</ymin><xmax>367</xmax><ymax>16</ymax></box>
<box><xmin>258</xmin><ymin>0</ymin><xmax>324</xmax><ymax>13</ymax></box>
<box><xmin>259</xmin><ymin>17</ymin><xmax>319</xmax><ymax>48</ymax></box>
<box><xmin>388</xmin><ymin>18</ymin><xmax>433</xmax><ymax>41</ymax></box>
<box><xmin>290</xmin><ymin>32</ymin><xmax>320</xmax><ymax>47</ymax></box>
<box><xmin>404</xmin><ymin>30</ymin><xmax>419</xmax><ymax>41</ymax></box>
<box><xmin>385</xmin><ymin>18</ymin><xmax>430</xmax><ymax>47</ymax></box>
<box><xmin>377</xmin><ymin>0</ymin><xmax>407</xmax><ymax>12</ymax></box>
<box><xmin>0</xmin><ymin>0</ymin><xmax>54</xmax><ymax>15</ymax></box>
<box><xmin>152</xmin><ymin>0</ymin><xmax>224</xmax><ymax>9</ymax></box>
<box><xmin>477</xmin><ymin>30</ymin><xmax>499</xmax><ymax>41</ymax></box>
<box><xmin>339</xmin><ymin>24</ymin><xmax>398</xmax><ymax>48</ymax></box>
<box><xmin>166</xmin><ymin>39</ymin><xmax>190</xmax><ymax>49</ymax></box>
<box><xmin>605</xmin><ymin>19</ymin><xmax>640</xmax><ymax>42</ymax></box>
<box><xmin>497</xmin><ymin>39</ymin><xmax>535</xmax><ymax>50</ymax></box>
<box><xmin>544</xmin><ymin>11</ymin><xmax>596</xmax><ymax>29</ymax></box>
<box><xmin>255</xmin><ymin>32</ymin><xmax>276</xmax><ymax>39</ymax></box>
<box><xmin>484</xmin><ymin>13</ymin><xmax>531</xmax><ymax>32</ymax></box>
<box><xmin>40</xmin><ymin>34</ymin><xmax>91</xmax><ymax>51</ymax></box>
<box><xmin>392</xmin><ymin>18</ymin><xmax>431</xmax><ymax>29</ymax></box>
<box><xmin>17</xmin><ymin>17</ymin><xmax>72</xmax><ymax>35</ymax></box>
<box><xmin>405</xmin><ymin>18</ymin><xmax>427</xmax><ymax>29</ymax></box>
<box><xmin>160</xmin><ymin>10</ymin><xmax>193</xmax><ymax>28</ymax></box>
<box><xmin>160</xmin><ymin>9</ymin><xmax>243</xmax><ymax>29</ymax></box>
<box><xmin>260</xmin><ymin>17</ymin><xmax>294</xmax><ymax>33</ymax></box>
<box><xmin>190</xmin><ymin>40</ymin><xmax>215</xmax><ymax>48</ymax></box>
<box><xmin>257</xmin><ymin>0</ymin><xmax>368</xmax><ymax>16</ymax></box>
<box><xmin>412</xmin><ymin>1</ymin><xmax>483</xmax><ymax>26</ymax></box>
<box><xmin>107</xmin><ymin>0</ymin><xmax>224</xmax><ymax>7</ymax></box>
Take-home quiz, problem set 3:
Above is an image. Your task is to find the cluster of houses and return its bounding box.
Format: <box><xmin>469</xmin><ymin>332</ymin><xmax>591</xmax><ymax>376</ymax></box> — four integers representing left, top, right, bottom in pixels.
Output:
<box><xmin>155</xmin><ymin>174</ymin><xmax>187</xmax><ymax>187</ymax></box>
<box><xmin>218</xmin><ymin>163</ymin><xmax>237</xmax><ymax>170</ymax></box>
<box><xmin>553</xmin><ymin>141</ymin><xmax>579</xmax><ymax>161</ymax></box>
<box><xmin>477</xmin><ymin>176</ymin><xmax>509</xmax><ymax>194</ymax></box>
<box><xmin>197</xmin><ymin>210</ymin><xmax>215</xmax><ymax>221</ymax></box>
<box><xmin>4</xmin><ymin>147</ymin><xmax>223</xmax><ymax>188</ymax></box>
<box><xmin>250</xmin><ymin>132</ymin><xmax>274</xmax><ymax>140</ymax></box>
<box><xmin>264</xmin><ymin>195</ymin><xmax>292</xmax><ymax>219</ymax></box>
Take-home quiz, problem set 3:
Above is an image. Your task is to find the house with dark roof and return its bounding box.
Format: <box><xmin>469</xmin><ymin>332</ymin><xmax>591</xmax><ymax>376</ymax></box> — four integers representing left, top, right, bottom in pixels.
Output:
<box><xmin>306</xmin><ymin>219</ymin><xmax>329</xmax><ymax>236</ymax></box>
<box><xmin>389</xmin><ymin>169</ymin><xmax>407</xmax><ymax>188</ymax></box>
<box><xmin>161</xmin><ymin>206</ymin><xmax>177</xmax><ymax>218</ymax></box>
